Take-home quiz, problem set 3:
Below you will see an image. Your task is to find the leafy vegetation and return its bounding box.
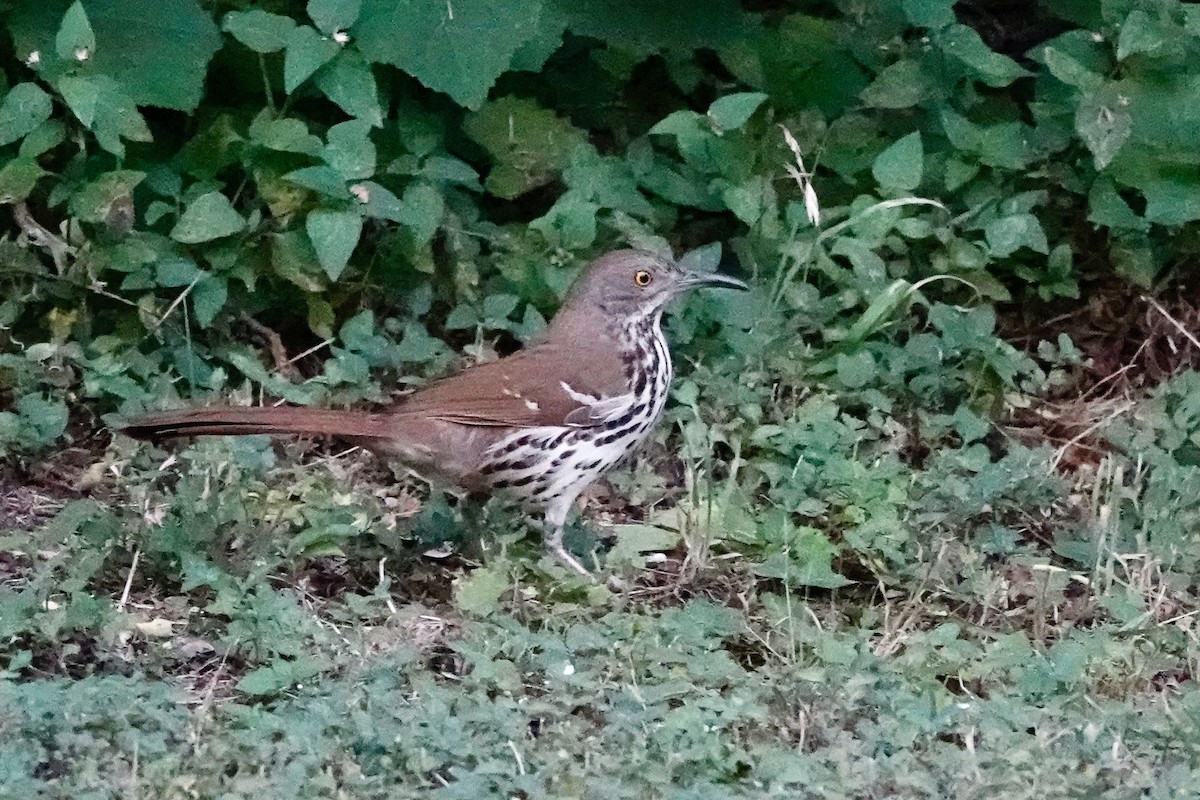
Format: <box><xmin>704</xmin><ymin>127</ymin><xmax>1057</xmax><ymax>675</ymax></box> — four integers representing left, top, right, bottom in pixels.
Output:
<box><xmin>3</xmin><ymin>0</ymin><xmax>1200</xmax><ymax>795</ymax></box>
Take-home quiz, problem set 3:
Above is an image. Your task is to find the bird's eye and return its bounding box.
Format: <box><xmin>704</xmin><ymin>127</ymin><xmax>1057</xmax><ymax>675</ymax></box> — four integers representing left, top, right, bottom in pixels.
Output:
<box><xmin>633</xmin><ymin>270</ymin><xmax>653</xmax><ymax>287</ymax></box>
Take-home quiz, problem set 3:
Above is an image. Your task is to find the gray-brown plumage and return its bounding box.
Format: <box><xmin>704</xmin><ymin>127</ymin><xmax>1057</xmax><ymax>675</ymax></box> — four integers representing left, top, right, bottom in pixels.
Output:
<box><xmin>122</xmin><ymin>249</ymin><xmax>748</xmax><ymax>575</ymax></box>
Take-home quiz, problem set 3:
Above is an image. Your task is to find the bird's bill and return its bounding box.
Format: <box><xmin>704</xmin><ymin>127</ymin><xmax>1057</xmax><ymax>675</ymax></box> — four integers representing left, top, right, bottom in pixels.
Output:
<box><xmin>681</xmin><ymin>270</ymin><xmax>750</xmax><ymax>292</ymax></box>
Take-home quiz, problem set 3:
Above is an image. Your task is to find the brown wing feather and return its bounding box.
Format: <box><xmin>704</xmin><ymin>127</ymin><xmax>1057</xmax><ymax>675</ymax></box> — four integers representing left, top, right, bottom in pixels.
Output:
<box><xmin>393</xmin><ymin>336</ymin><xmax>629</xmax><ymax>428</ymax></box>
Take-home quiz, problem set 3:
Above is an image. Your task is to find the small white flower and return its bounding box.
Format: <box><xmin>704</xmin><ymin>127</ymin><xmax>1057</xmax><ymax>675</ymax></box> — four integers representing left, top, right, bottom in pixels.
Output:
<box><xmin>562</xmin><ymin>662</ymin><xmax>575</xmax><ymax>676</ymax></box>
<box><xmin>349</xmin><ymin>183</ymin><xmax>370</xmax><ymax>203</ymax></box>
<box><xmin>74</xmin><ymin>47</ymin><xmax>90</xmax><ymax>61</ymax></box>
<box><xmin>333</xmin><ymin>30</ymin><xmax>350</xmax><ymax>44</ymax></box>
<box><xmin>25</xmin><ymin>50</ymin><xmax>40</xmax><ymax>66</ymax></box>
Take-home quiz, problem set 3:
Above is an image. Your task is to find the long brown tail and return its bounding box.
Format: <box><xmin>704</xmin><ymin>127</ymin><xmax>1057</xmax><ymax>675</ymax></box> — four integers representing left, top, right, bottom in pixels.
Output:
<box><xmin>120</xmin><ymin>406</ymin><xmax>398</xmax><ymax>442</ymax></box>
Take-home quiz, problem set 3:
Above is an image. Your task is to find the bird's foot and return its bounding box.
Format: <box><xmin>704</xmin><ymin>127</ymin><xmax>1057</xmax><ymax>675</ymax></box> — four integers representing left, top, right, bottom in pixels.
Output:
<box><xmin>548</xmin><ymin>541</ymin><xmax>594</xmax><ymax>580</ymax></box>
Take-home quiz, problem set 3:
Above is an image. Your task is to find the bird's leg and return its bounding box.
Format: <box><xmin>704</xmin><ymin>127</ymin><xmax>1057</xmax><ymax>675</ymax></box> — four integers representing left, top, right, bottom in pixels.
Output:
<box><xmin>543</xmin><ymin>500</ymin><xmax>592</xmax><ymax>578</ymax></box>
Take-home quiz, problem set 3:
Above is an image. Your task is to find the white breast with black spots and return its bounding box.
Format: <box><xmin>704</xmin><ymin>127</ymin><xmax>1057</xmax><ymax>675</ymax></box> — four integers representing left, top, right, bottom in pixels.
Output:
<box><xmin>479</xmin><ymin>312</ymin><xmax>672</xmax><ymax>514</ymax></box>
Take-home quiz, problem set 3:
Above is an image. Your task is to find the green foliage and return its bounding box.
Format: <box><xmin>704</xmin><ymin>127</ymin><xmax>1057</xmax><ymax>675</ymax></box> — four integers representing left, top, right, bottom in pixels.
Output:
<box><xmin>5</xmin><ymin>0</ymin><xmax>1200</xmax><ymax>794</ymax></box>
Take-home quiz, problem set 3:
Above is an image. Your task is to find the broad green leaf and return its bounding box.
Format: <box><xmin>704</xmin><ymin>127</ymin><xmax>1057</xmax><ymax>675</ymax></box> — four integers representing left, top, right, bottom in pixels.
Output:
<box><xmin>1086</xmin><ymin>179</ymin><xmax>1144</xmax><ymax>231</ymax></box>
<box><xmin>309</xmin><ymin>0</ymin><xmax>361</xmax><ymax>34</ymax></box>
<box><xmin>707</xmin><ymin>92</ymin><xmax>768</xmax><ymax>132</ymax></box>
<box><xmin>396</xmin><ymin>182</ymin><xmax>444</xmax><ymax>246</ymax></box>
<box><xmin>324</xmin><ymin>118</ymin><xmax>376</xmax><ymax>180</ymax></box>
<box><xmin>15</xmin><ymin>394</ymin><xmax>68</xmax><ymax>444</ymax></box>
<box><xmin>284</xmin><ymin>165</ymin><xmax>348</xmax><ymax>197</ymax></box>
<box><xmin>1076</xmin><ymin>87</ymin><xmax>1130</xmax><ymax>170</ymax></box>
<box><xmin>453</xmin><ymin>566</ymin><xmax>508</xmax><ymax>615</ymax></box>
<box><xmin>155</xmin><ymin>255</ymin><xmax>205</xmax><ymax>287</ymax></box>
<box><xmin>18</xmin><ymin>120</ymin><xmax>67</xmax><ymax>158</ymax></box>
<box><xmin>237</xmin><ymin>657</ymin><xmax>320</xmax><ymax>696</ymax></box>
<box><xmin>315</xmin><ymin>50</ymin><xmax>382</xmax><ymax>126</ymax></box>
<box><xmin>223</xmin><ymin>9</ymin><xmax>296</xmax><ymax>53</ymax></box>
<box><xmin>355</xmin><ymin>0</ymin><xmax>541</xmax><ymax>110</ymax></box>
<box><xmin>1041</xmin><ymin>45</ymin><xmax>1102</xmax><ymax>91</ymax></box>
<box><xmin>352</xmin><ymin>180</ymin><xmax>402</xmax><ymax>220</ymax></box>
<box><xmin>860</xmin><ymin>59</ymin><xmax>929</xmax><ymax>109</ymax></box>
<box><xmin>872</xmin><ymin>132</ymin><xmax>924</xmax><ymax>192</ymax></box>
<box><xmin>170</xmin><ymin>192</ymin><xmax>246</xmax><ymax>243</ymax></box>
<box><xmin>249</xmin><ymin>116</ymin><xmax>323</xmax><ymax>155</ymax></box>
<box><xmin>463</xmin><ymin>96</ymin><xmax>587</xmax><ymax>198</ymax></box>
<box><xmin>1116</xmin><ymin>9</ymin><xmax>1166</xmax><ymax>61</ymax></box>
<box><xmin>284</xmin><ymin>25</ymin><xmax>341</xmax><ymax>93</ymax></box>
<box><xmin>306</xmin><ymin>209</ymin><xmax>362</xmax><ymax>279</ymax></box>
<box><xmin>530</xmin><ymin>190</ymin><xmax>597</xmax><ymax>249</ymax></box>
<box><xmin>68</xmin><ymin>170</ymin><xmax>146</xmax><ymax>222</ymax></box>
<box><xmin>192</xmin><ymin>276</ymin><xmax>228</xmax><ymax>327</ymax></box>
<box><xmin>545</xmin><ymin>0</ymin><xmax>745</xmax><ymax>54</ymax></box>
<box><xmin>421</xmin><ymin>155</ymin><xmax>481</xmax><ymax>189</ymax></box>
<box><xmin>55</xmin><ymin>75</ymin><xmax>152</xmax><ymax>156</ymax></box>
<box><xmin>1140</xmin><ymin>176</ymin><xmax>1200</xmax><ymax>226</ymax></box>
<box><xmin>0</xmin><ymin>84</ymin><xmax>53</xmax><ymax>146</ymax></box>
<box><xmin>901</xmin><ymin>0</ymin><xmax>954</xmax><ymax>28</ymax></box>
<box><xmin>939</xmin><ymin>24</ymin><xmax>1029</xmax><ymax>87</ymax></box>
<box><xmin>0</xmin><ymin>158</ymin><xmax>48</xmax><ymax>204</ymax></box>
<box><xmin>13</xmin><ymin>0</ymin><xmax>220</xmax><ymax>111</ymax></box>
<box><xmin>984</xmin><ymin>213</ymin><xmax>1049</xmax><ymax>257</ymax></box>
<box><xmin>55</xmin><ymin>1</ymin><xmax>94</xmax><ymax>59</ymax></box>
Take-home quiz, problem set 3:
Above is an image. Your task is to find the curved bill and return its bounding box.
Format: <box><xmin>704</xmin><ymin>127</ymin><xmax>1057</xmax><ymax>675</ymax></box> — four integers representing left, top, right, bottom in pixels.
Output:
<box><xmin>681</xmin><ymin>270</ymin><xmax>750</xmax><ymax>291</ymax></box>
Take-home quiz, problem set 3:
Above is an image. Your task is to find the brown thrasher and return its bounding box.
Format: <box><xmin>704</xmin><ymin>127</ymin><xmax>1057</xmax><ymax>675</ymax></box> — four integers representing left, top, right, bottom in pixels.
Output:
<box><xmin>122</xmin><ymin>250</ymin><xmax>748</xmax><ymax>575</ymax></box>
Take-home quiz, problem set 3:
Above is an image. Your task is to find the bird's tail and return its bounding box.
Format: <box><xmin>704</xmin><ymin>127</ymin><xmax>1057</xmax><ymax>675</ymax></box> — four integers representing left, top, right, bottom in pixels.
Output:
<box><xmin>120</xmin><ymin>406</ymin><xmax>397</xmax><ymax>443</ymax></box>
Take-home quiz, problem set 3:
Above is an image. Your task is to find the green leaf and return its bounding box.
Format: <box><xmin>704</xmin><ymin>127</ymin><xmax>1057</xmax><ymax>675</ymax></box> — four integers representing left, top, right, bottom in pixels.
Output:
<box><xmin>13</xmin><ymin>0</ymin><xmax>221</xmax><ymax>112</ymax></box>
<box><xmin>463</xmin><ymin>96</ymin><xmax>587</xmax><ymax>198</ymax></box>
<box><xmin>68</xmin><ymin>170</ymin><xmax>146</xmax><ymax>222</ymax></box>
<box><xmin>237</xmin><ymin>657</ymin><xmax>321</xmax><ymax>696</ymax></box>
<box><xmin>530</xmin><ymin>189</ymin><xmax>596</xmax><ymax>249</ymax></box>
<box><xmin>872</xmin><ymin>132</ymin><xmax>924</xmax><ymax>192</ymax></box>
<box><xmin>309</xmin><ymin>0</ymin><xmax>361</xmax><ymax>34</ymax></box>
<box><xmin>306</xmin><ymin>209</ymin><xmax>362</xmax><ymax>279</ymax></box>
<box><xmin>355</xmin><ymin>0</ymin><xmax>541</xmax><ymax>110</ymax></box>
<box><xmin>835</xmin><ymin>351</ymin><xmax>876</xmax><ymax>388</ymax></box>
<box><xmin>55</xmin><ymin>75</ymin><xmax>152</xmax><ymax>156</ymax></box>
<box><xmin>354</xmin><ymin>180</ymin><xmax>404</xmax><ymax>221</ymax></box>
<box><xmin>324</xmin><ymin>119</ymin><xmax>376</xmax><ymax>180</ymax></box>
<box><xmin>706</xmin><ymin>92</ymin><xmax>768</xmax><ymax>132</ymax></box>
<box><xmin>984</xmin><ymin>213</ymin><xmax>1049</xmax><ymax>258</ymax></box>
<box><xmin>1041</xmin><ymin>45</ymin><xmax>1103</xmax><ymax>91</ymax></box>
<box><xmin>939</xmin><ymin>24</ymin><xmax>1029</xmax><ymax>87</ymax></box>
<box><xmin>192</xmin><ymin>276</ymin><xmax>228</xmax><ymax>327</ymax></box>
<box><xmin>0</xmin><ymin>158</ymin><xmax>48</xmax><ymax>204</ymax></box>
<box><xmin>396</xmin><ymin>182</ymin><xmax>444</xmax><ymax>246</ymax></box>
<box><xmin>170</xmin><ymin>192</ymin><xmax>246</xmax><ymax>244</ymax></box>
<box><xmin>249</xmin><ymin>115</ymin><xmax>323</xmax><ymax>155</ymax></box>
<box><xmin>223</xmin><ymin>9</ymin><xmax>297</xmax><ymax>53</ymax></box>
<box><xmin>0</xmin><ymin>84</ymin><xmax>53</xmax><ymax>147</ymax></box>
<box><xmin>901</xmin><ymin>0</ymin><xmax>955</xmax><ymax>29</ymax></box>
<box><xmin>453</xmin><ymin>566</ymin><xmax>509</xmax><ymax>615</ymax></box>
<box><xmin>284</xmin><ymin>165</ymin><xmax>348</xmax><ymax>197</ymax></box>
<box><xmin>15</xmin><ymin>394</ymin><xmax>68</xmax><ymax>445</ymax></box>
<box><xmin>1140</xmin><ymin>176</ymin><xmax>1200</xmax><ymax>226</ymax></box>
<box><xmin>1076</xmin><ymin>87</ymin><xmax>1131</xmax><ymax>170</ymax></box>
<box><xmin>19</xmin><ymin>120</ymin><xmax>67</xmax><ymax>158</ymax></box>
<box><xmin>860</xmin><ymin>59</ymin><xmax>929</xmax><ymax>109</ymax></box>
<box><xmin>1116</xmin><ymin>9</ymin><xmax>1165</xmax><ymax>61</ymax></box>
<box><xmin>284</xmin><ymin>25</ymin><xmax>341</xmax><ymax>93</ymax></box>
<box><xmin>156</xmin><ymin>255</ymin><xmax>205</xmax><ymax>287</ymax></box>
<box><xmin>55</xmin><ymin>1</ymin><xmax>95</xmax><ymax>59</ymax></box>
<box><xmin>315</xmin><ymin>50</ymin><xmax>382</xmax><ymax>126</ymax></box>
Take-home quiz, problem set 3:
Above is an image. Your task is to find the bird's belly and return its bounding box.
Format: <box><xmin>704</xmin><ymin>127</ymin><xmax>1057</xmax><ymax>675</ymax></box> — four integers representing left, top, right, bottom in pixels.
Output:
<box><xmin>480</xmin><ymin>412</ymin><xmax>661</xmax><ymax>510</ymax></box>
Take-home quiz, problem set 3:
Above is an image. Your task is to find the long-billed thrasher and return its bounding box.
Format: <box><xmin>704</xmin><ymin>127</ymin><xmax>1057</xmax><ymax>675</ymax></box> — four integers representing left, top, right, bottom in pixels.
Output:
<box><xmin>122</xmin><ymin>250</ymin><xmax>748</xmax><ymax>575</ymax></box>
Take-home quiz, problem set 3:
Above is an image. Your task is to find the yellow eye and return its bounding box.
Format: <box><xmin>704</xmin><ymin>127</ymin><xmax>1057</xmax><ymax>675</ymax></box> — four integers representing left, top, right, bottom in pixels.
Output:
<box><xmin>634</xmin><ymin>270</ymin><xmax>653</xmax><ymax>287</ymax></box>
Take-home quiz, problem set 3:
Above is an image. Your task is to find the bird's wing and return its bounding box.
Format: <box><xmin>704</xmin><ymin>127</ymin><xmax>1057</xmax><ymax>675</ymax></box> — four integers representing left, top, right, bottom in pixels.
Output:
<box><xmin>393</xmin><ymin>341</ymin><xmax>631</xmax><ymax>428</ymax></box>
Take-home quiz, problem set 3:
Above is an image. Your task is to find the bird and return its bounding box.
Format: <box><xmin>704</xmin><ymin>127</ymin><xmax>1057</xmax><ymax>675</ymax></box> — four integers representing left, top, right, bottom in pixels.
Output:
<box><xmin>121</xmin><ymin>249</ymin><xmax>748</xmax><ymax>576</ymax></box>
